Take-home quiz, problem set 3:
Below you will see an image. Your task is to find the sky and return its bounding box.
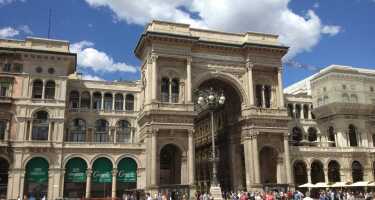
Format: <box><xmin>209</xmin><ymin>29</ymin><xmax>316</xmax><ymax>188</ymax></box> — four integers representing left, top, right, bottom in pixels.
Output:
<box><xmin>0</xmin><ymin>0</ymin><xmax>374</xmax><ymax>87</ymax></box>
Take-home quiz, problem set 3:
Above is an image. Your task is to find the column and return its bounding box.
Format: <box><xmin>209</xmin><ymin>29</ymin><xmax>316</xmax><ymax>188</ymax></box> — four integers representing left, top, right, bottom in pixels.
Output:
<box><xmin>47</xmin><ymin>122</ymin><xmax>52</xmax><ymax>141</ymax></box>
<box><xmin>151</xmin><ymin>130</ymin><xmax>157</xmax><ymax>185</ymax></box>
<box><xmin>293</xmin><ymin>104</ymin><xmax>296</xmax><ymax>118</ymax></box>
<box><xmin>113</xmin><ymin>128</ymin><xmax>117</xmax><ymax>144</ymax></box>
<box><xmin>89</xmin><ymin>91</ymin><xmax>93</xmax><ymax>110</ymax></box>
<box><xmin>101</xmin><ymin>92</ymin><xmax>104</xmax><ymax>110</ymax></box>
<box><xmin>169</xmin><ymin>78</ymin><xmax>172</xmax><ymax>103</ymax></box>
<box><xmin>5</xmin><ymin>120</ymin><xmax>9</xmax><ymax>141</ymax></box>
<box><xmin>130</xmin><ymin>128</ymin><xmax>134</xmax><ymax>144</ymax></box>
<box><xmin>151</xmin><ymin>55</ymin><xmax>158</xmax><ymax>101</ymax></box>
<box><xmin>277</xmin><ymin>67</ymin><xmax>284</xmax><ymax>108</ymax></box>
<box><xmin>188</xmin><ymin>130</ymin><xmax>195</xmax><ymax>185</ymax></box>
<box><xmin>283</xmin><ymin>134</ymin><xmax>292</xmax><ymax>184</ymax></box>
<box><xmin>187</xmin><ymin>56</ymin><xmax>192</xmax><ymax>102</ymax></box>
<box><xmin>78</xmin><ymin>92</ymin><xmax>81</xmax><ymax>108</ymax></box>
<box><xmin>112</xmin><ymin>169</ymin><xmax>117</xmax><ymax>198</ymax></box>
<box><xmin>247</xmin><ymin>61</ymin><xmax>255</xmax><ymax>106</ymax></box>
<box><xmin>85</xmin><ymin>169</ymin><xmax>92</xmax><ymax>198</ymax></box>
<box><xmin>112</xmin><ymin>93</ymin><xmax>115</xmax><ymax>111</ymax></box>
<box><xmin>244</xmin><ymin>139</ymin><xmax>253</xmax><ymax>190</ymax></box>
<box><xmin>261</xmin><ymin>85</ymin><xmax>266</xmax><ymax>108</ymax></box>
<box><xmin>324</xmin><ymin>167</ymin><xmax>329</xmax><ymax>183</ymax></box>
<box><xmin>252</xmin><ymin>134</ymin><xmax>261</xmax><ymax>183</ymax></box>
<box><xmin>307</xmin><ymin>167</ymin><xmax>312</xmax><ymax>183</ymax></box>
<box><xmin>28</xmin><ymin>120</ymin><xmax>33</xmax><ymax>141</ymax></box>
<box><xmin>277</xmin><ymin>157</ymin><xmax>283</xmax><ymax>183</ymax></box>
<box><xmin>123</xmin><ymin>93</ymin><xmax>127</xmax><ymax>111</ymax></box>
<box><xmin>42</xmin><ymin>80</ymin><xmax>46</xmax><ymax>99</ymax></box>
<box><xmin>308</xmin><ymin>105</ymin><xmax>312</xmax><ymax>119</ymax></box>
<box><xmin>300</xmin><ymin>104</ymin><xmax>304</xmax><ymax>119</ymax></box>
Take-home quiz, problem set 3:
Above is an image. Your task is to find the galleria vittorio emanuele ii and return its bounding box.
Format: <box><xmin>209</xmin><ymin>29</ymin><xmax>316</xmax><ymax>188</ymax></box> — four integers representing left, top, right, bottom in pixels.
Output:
<box><xmin>1</xmin><ymin>20</ymin><xmax>375</xmax><ymax>200</ymax></box>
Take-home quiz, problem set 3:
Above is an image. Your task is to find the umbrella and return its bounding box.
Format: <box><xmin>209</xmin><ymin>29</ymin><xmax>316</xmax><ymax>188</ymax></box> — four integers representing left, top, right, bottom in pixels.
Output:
<box><xmin>313</xmin><ymin>182</ymin><xmax>328</xmax><ymax>188</ymax></box>
<box><xmin>368</xmin><ymin>182</ymin><xmax>375</xmax><ymax>187</ymax></box>
<box><xmin>298</xmin><ymin>183</ymin><xmax>315</xmax><ymax>188</ymax></box>
<box><xmin>349</xmin><ymin>181</ymin><xmax>370</xmax><ymax>187</ymax></box>
<box><xmin>330</xmin><ymin>182</ymin><xmax>350</xmax><ymax>187</ymax></box>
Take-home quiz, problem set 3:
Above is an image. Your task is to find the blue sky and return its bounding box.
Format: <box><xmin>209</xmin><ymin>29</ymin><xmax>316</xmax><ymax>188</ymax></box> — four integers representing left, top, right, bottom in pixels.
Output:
<box><xmin>0</xmin><ymin>0</ymin><xmax>374</xmax><ymax>87</ymax></box>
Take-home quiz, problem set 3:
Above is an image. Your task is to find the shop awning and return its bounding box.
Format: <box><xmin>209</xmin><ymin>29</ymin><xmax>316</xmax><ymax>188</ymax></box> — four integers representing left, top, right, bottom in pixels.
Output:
<box><xmin>348</xmin><ymin>181</ymin><xmax>370</xmax><ymax>187</ymax></box>
<box><xmin>65</xmin><ymin>157</ymin><xmax>87</xmax><ymax>183</ymax></box>
<box><xmin>92</xmin><ymin>158</ymin><xmax>113</xmax><ymax>183</ymax></box>
<box><xmin>26</xmin><ymin>157</ymin><xmax>49</xmax><ymax>183</ymax></box>
<box><xmin>117</xmin><ymin>158</ymin><xmax>137</xmax><ymax>183</ymax></box>
<box><xmin>298</xmin><ymin>183</ymin><xmax>315</xmax><ymax>188</ymax></box>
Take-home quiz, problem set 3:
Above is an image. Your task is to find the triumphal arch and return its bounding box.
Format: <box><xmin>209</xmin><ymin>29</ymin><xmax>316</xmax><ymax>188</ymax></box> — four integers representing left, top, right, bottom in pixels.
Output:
<box><xmin>135</xmin><ymin>21</ymin><xmax>292</xmax><ymax>194</ymax></box>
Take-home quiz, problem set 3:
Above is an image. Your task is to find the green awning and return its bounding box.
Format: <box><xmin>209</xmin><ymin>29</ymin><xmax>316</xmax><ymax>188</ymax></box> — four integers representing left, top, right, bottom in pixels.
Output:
<box><xmin>26</xmin><ymin>157</ymin><xmax>49</xmax><ymax>183</ymax></box>
<box><xmin>117</xmin><ymin>158</ymin><xmax>137</xmax><ymax>183</ymax></box>
<box><xmin>92</xmin><ymin>158</ymin><xmax>112</xmax><ymax>183</ymax></box>
<box><xmin>65</xmin><ymin>157</ymin><xmax>87</xmax><ymax>183</ymax></box>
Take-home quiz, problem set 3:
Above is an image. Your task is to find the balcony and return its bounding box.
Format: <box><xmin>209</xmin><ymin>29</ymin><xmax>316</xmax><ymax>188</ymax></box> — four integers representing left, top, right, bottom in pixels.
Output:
<box><xmin>290</xmin><ymin>145</ymin><xmax>371</xmax><ymax>154</ymax></box>
<box><xmin>68</xmin><ymin>107</ymin><xmax>137</xmax><ymax>116</ymax></box>
<box><xmin>242</xmin><ymin>107</ymin><xmax>288</xmax><ymax>118</ymax></box>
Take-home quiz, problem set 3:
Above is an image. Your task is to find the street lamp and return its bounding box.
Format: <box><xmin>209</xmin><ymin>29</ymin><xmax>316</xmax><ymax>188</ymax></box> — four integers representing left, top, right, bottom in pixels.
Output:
<box><xmin>196</xmin><ymin>87</ymin><xmax>225</xmax><ymax>199</ymax></box>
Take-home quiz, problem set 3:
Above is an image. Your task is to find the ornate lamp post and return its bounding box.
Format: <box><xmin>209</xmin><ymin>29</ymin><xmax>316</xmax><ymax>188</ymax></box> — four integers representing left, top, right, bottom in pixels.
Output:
<box><xmin>196</xmin><ymin>87</ymin><xmax>225</xmax><ymax>199</ymax></box>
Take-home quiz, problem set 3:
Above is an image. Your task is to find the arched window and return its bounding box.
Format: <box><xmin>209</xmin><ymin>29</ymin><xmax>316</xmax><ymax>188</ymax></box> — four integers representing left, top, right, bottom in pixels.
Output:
<box><xmin>32</xmin><ymin>79</ymin><xmax>43</xmax><ymax>99</ymax></box>
<box><xmin>342</xmin><ymin>93</ymin><xmax>349</xmax><ymax>102</ymax></box>
<box><xmin>94</xmin><ymin>119</ymin><xmax>109</xmax><ymax>143</ymax></box>
<box><xmin>349</xmin><ymin>124</ymin><xmax>358</xmax><ymax>147</ymax></box>
<box><xmin>351</xmin><ymin>94</ymin><xmax>358</xmax><ymax>103</ymax></box>
<box><xmin>264</xmin><ymin>85</ymin><xmax>271</xmax><ymax>108</ymax></box>
<box><xmin>328</xmin><ymin>127</ymin><xmax>336</xmax><ymax>147</ymax></box>
<box><xmin>116</xmin><ymin>120</ymin><xmax>131</xmax><ymax>143</ymax></box>
<box><xmin>287</xmin><ymin>104</ymin><xmax>294</xmax><ymax>118</ymax></box>
<box><xmin>69</xmin><ymin>119</ymin><xmax>86</xmax><ymax>142</ymax></box>
<box><xmin>293</xmin><ymin>161</ymin><xmax>308</xmax><ymax>186</ymax></box>
<box><xmin>161</xmin><ymin>78</ymin><xmax>169</xmax><ymax>102</ymax></box>
<box><xmin>308</xmin><ymin>127</ymin><xmax>317</xmax><ymax>142</ymax></box>
<box><xmin>255</xmin><ymin>85</ymin><xmax>263</xmax><ymax>107</ymax></box>
<box><xmin>171</xmin><ymin>78</ymin><xmax>179</xmax><ymax>103</ymax></box>
<box><xmin>352</xmin><ymin>161</ymin><xmax>363</xmax><ymax>182</ymax></box>
<box><xmin>303</xmin><ymin>104</ymin><xmax>309</xmax><ymax>119</ymax></box>
<box><xmin>292</xmin><ymin>127</ymin><xmax>303</xmax><ymax>145</ymax></box>
<box><xmin>125</xmin><ymin>94</ymin><xmax>134</xmax><ymax>111</ymax></box>
<box><xmin>115</xmin><ymin>94</ymin><xmax>124</xmax><ymax>111</ymax></box>
<box><xmin>44</xmin><ymin>80</ymin><xmax>55</xmax><ymax>99</ymax></box>
<box><xmin>323</xmin><ymin>96</ymin><xmax>329</xmax><ymax>104</ymax></box>
<box><xmin>328</xmin><ymin>161</ymin><xmax>341</xmax><ymax>182</ymax></box>
<box><xmin>69</xmin><ymin>91</ymin><xmax>79</xmax><ymax>109</ymax></box>
<box><xmin>32</xmin><ymin>111</ymin><xmax>49</xmax><ymax>140</ymax></box>
<box><xmin>80</xmin><ymin>91</ymin><xmax>91</xmax><ymax>109</ymax></box>
<box><xmin>0</xmin><ymin>120</ymin><xmax>6</xmax><ymax>140</ymax></box>
<box><xmin>104</xmin><ymin>93</ymin><xmax>113</xmax><ymax>111</ymax></box>
<box><xmin>93</xmin><ymin>92</ymin><xmax>102</xmax><ymax>110</ymax></box>
<box><xmin>311</xmin><ymin>161</ymin><xmax>325</xmax><ymax>183</ymax></box>
<box><xmin>295</xmin><ymin>104</ymin><xmax>301</xmax><ymax>119</ymax></box>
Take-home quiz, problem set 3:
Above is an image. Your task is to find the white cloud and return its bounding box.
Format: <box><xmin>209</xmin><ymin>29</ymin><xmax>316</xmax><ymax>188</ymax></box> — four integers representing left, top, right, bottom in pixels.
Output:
<box><xmin>0</xmin><ymin>0</ymin><xmax>25</xmax><ymax>6</ymax></box>
<box><xmin>321</xmin><ymin>25</ymin><xmax>341</xmax><ymax>36</ymax></box>
<box><xmin>18</xmin><ymin>25</ymin><xmax>33</xmax><ymax>34</ymax></box>
<box><xmin>84</xmin><ymin>0</ymin><xmax>341</xmax><ymax>60</ymax></box>
<box><xmin>70</xmin><ymin>40</ymin><xmax>137</xmax><ymax>73</ymax></box>
<box><xmin>82</xmin><ymin>74</ymin><xmax>104</xmax><ymax>81</ymax></box>
<box><xmin>0</xmin><ymin>27</ymin><xmax>19</xmax><ymax>38</ymax></box>
<box><xmin>313</xmin><ymin>2</ymin><xmax>319</xmax><ymax>8</ymax></box>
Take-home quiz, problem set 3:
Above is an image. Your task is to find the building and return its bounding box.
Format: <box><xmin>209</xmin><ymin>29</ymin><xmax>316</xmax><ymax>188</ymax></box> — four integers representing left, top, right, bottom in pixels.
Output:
<box><xmin>0</xmin><ymin>20</ymin><xmax>373</xmax><ymax>199</ymax></box>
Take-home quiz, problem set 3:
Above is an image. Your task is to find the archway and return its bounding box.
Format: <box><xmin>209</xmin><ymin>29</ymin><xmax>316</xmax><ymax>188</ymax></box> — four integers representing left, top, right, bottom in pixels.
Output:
<box><xmin>259</xmin><ymin>146</ymin><xmax>278</xmax><ymax>184</ymax></box>
<box><xmin>293</xmin><ymin>161</ymin><xmax>308</xmax><ymax>186</ymax></box>
<box><xmin>116</xmin><ymin>157</ymin><xmax>137</xmax><ymax>197</ymax></box>
<box><xmin>160</xmin><ymin>144</ymin><xmax>182</xmax><ymax>185</ymax></box>
<box><xmin>0</xmin><ymin>157</ymin><xmax>9</xmax><ymax>199</ymax></box>
<box><xmin>352</xmin><ymin>161</ymin><xmax>363</xmax><ymax>182</ymax></box>
<box><xmin>328</xmin><ymin>160</ymin><xmax>341</xmax><ymax>182</ymax></box>
<box><xmin>63</xmin><ymin>157</ymin><xmax>87</xmax><ymax>198</ymax></box>
<box><xmin>194</xmin><ymin>78</ymin><xmax>244</xmax><ymax>192</ymax></box>
<box><xmin>91</xmin><ymin>157</ymin><xmax>113</xmax><ymax>198</ymax></box>
<box><xmin>24</xmin><ymin>157</ymin><xmax>49</xmax><ymax>199</ymax></box>
<box><xmin>311</xmin><ymin>161</ymin><xmax>325</xmax><ymax>183</ymax></box>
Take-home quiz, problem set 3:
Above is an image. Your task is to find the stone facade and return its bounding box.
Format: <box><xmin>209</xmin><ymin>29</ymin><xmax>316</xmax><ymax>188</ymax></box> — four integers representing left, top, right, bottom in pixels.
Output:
<box><xmin>0</xmin><ymin>21</ymin><xmax>373</xmax><ymax>200</ymax></box>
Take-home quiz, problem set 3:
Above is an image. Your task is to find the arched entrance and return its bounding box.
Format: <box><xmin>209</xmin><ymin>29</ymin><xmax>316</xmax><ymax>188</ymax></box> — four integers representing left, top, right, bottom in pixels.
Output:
<box><xmin>91</xmin><ymin>157</ymin><xmax>113</xmax><ymax>198</ymax></box>
<box><xmin>0</xmin><ymin>157</ymin><xmax>9</xmax><ymax>199</ymax></box>
<box><xmin>352</xmin><ymin>161</ymin><xmax>363</xmax><ymax>182</ymax></box>
<box><xmin>24</xmin><ymin>157</ymin><xmax>49</xmax><ymax>199</ymax></box>
<box><xmin>63</xmin><ymin>157</ymin><xmax>87</xmax><ymax>198</ymax></box>
<box><xmin>194</xmin><ymin>78</ymin><xmax>244</xmax><ymax>192</ymax></box>
<box><xmin>259</xmin><ymin>146</ymin><xmax>278</xmax><ymax>184</ymax></box>
<box><xmin>293</xmin><ymin>161</ymin><xmax>308</xmax><ymax>186</ymax></box>
<box><xmin>116</xmin><ymin>157</ymin><xmax>137</xmax><ymax>197</ymax></box>
<box><xmin>311</xmin><ymin>161</ymin><xmax>325</xmax><ymax>183</ymax></box>
<box><xmin>328</xmin><ymin>160</ymin><xmax>340</xmax><ymax>182</ymax></box>
<box><xmin>160</xmin><ymin>144</ymin><xmax>182</xmax><ymax>185</ymax></box>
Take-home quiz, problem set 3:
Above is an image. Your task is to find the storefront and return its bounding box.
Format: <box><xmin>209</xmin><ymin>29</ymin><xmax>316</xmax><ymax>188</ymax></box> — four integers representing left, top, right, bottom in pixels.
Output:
<box><xmin>91</xmin><ymin>157</ymin><xmax>112</xmax><ymax>198</ymax></box>
<box><xmin>24</xmin><ymin>157</ymin><xmax>49</xmax><ymax>199</ymax></box>
<box><xmin>63</xmin><ymin>157</ymin><xmax>87</xmax><ymax>198</ymax></box>
<box><xmin>116</xmin><ymin>158</ymin><xmax>137</xmax><ymax>197</ymax></box>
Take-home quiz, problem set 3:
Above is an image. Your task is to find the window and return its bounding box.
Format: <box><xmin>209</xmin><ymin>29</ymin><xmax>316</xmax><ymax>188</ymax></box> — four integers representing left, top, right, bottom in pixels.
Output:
<box><xmin>69</xmin><ymin>91</ymin><xmax>79</xmax><ymax>109</ymax></box>
<box><xmin>31</xmin><ymin>111</ymin><xmax>49</xmax><ymax>140</ymax></box>
<box><xmin>328</xmin><ymin>127</ymin><xmax>336</xmax><ymax>147</ymax></box>
<box><xmin>44</xmin><ymin>80</ymin><xmax>55</xmax><ymax>99</ymax></box>
<box><xmin>69</xmin><ymin>118</ymin><xmax>86</xmax><ymax>142</ymax></box>
<box><xmin>0</xmin><ymin>81</ymin><xmax>10</xmax><ymax>97</ymax></box>
<box><xmin>323</xmin><ymin>96</ymin><xmax>329</xmax><ymax>104</ymax></box>
<box><xmin>95</xmin><ymin>119</ymin><xmax>109</xmax><ymax>142</ymax></box>
<box><xmin>370</xmin><ymin>86</ymin><xmax>374</xmax><ymax>92</ymax></box>
<box><xmin>0</xmin><ymin>120</ymin><xmax>6</xmax><ymax>140</ymax></box>
<box><xmin>80</xmin><ymin>91</ymin><xmax>91</xmax><ymax>109</ymax></box>
<box><xmin>48</xmin><ymin>67</ymin><xmax>55</xmax><ymax>74</ymax></box>
<box><xmin>13</xmin><ymin>63</ymin><xmax>23</xmax><ymax>72</ymax></box>
<box><xmin>292</xmin><ymin>127</ymin><xmax>303</xmax><ymax>145</ymax></box>
<box><xmin>161</xmin><ymin>78</ymin><xmax>169</xmax><ymax>102</ymax></box>
<box><xmin>93</xmin><ymin>92</ymin><xmax>102</xmax><ymax>110</ymax></box>
<box><xmin>125</xmin><ymin>94</ymin><xmax>134</xmax><ymax>111</ymax></box>
<box><xmin>349</xmin><ymin>124</ymin><xmax>358</xmax><ymax>147</ymax></box>
<box><xmin>115</xmin><ymin>94</ymin><xmax>124</xmax><ymax>111</ymax></box>
<box><xmin>318</xmin><ymin>98</ymin><xmax>322</xmax><ymax>106</ymax></box>
<box><xmin>303</xmin><ymin>104</ymin><xmax>309</xmax><ymax>119</ymax></box>
<box><xmin>342</xmin><ymin>85</ymin><xmax>346</xmax><ymax>90</ymax></box>
<box><xmin>308</xmin><ymin>127</ymin><xmax>317</xmax><ymax>142</ymax></box>
<box><xmin>350</xmin><ymin>94</ymin><xmax>358</xmax><ymax>103</ymax></box>
<box><xmin>295</xmin><ymin>104</ymin><xmax>301</xmax><ymax>119</ymax></box>
<box><xmin>342</xmin><ymin>93</ymin><xmax>349</xmax><ymax>102</ymax></box>
<box><xmin>171</xmin><ymin>78</ymin><xmax>179</xmax><ymax>103</ymax></box>
<box><xmin>103</xmin><ymin>93</ymin><xmax>113</xmax><ymax>111</ymax></box>
<box><xmin>116</xmin><ymin>120</ymin><xmax>131</xmax><ymax>143</ymax></box>
<box><xmin>264</xmin><ymin>85</ymin><xmax>271</xmax><ymax>108</ymax></box>
<box><xmin>36</xmin><ymin>67</ymin><xmax>42</xmax><ymax>73</ymax></box>
<box><xmin>2</xmin><ymin>63</ymin><xmax>11</xmax><ymax>72</ymax></box>
<box><xmin>287</xmin><ymin>104</ymin><xmax>294</xmax><ymax>118</ymax></box>
<box><xmin>255</xmin><ymin>84</ymin><xmax>263</xmax><ymax>107</ymax></box>
<box><xmin>323</xmin><ymin>87</ymin><xmax>327</xmax><ymax>92</ymax></box>
<box><xmin>352</xmin><ymin>161</ymin><xmax>363</xmax><ymax>182</ymax></box>
<box><xmin>32</xmin><ymin>79</ymin><xmax>43</xmax><ymax>99</ymax></box>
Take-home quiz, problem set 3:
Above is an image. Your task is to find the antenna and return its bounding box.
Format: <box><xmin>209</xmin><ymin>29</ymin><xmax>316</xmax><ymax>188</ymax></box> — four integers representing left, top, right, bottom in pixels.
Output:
<box><xmin>47</xmin><ymin>8</ymin><xmax>52</xmax><ymax>38</ymax></box>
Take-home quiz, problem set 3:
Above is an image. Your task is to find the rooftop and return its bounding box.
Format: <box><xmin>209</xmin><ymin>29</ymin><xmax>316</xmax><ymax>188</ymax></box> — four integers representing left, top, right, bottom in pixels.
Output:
<box><xmin>0</xmin><ymin>37</ymin><xmax>70</xmax><ymax>53</ymax></box>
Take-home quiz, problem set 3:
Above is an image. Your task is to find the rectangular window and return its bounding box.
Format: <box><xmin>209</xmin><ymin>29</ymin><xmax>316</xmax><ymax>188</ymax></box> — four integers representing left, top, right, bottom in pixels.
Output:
<box><xmin>255</xmin><ymin>84</ymin><xmax>263</xmax><ymax>107</ymax></box>
<box><xmin>2</xmin><ymin>63</ymin><xmax>11</xmax><ymax>72</ymax></box>
<box><xmin>0</xmin><ymin>82</ymin><xmax>10</xmax><ymax>97</ymax></box>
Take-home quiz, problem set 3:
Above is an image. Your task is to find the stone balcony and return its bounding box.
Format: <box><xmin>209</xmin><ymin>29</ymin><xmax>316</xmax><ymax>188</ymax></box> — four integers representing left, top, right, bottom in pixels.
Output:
<box><xmin>68</xmin><ymin>107</ymin><xmax>137</xmax><ymax>117</ymax></box>
<box><xmin>290</xmin><ymin>145</ymin><xmax>372</xmax><ymax>154</ymax></box>
<box><xmin>241</xmin><ymin>107</ymin><xmax>289</xmax><ymax>119</ymax></box>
